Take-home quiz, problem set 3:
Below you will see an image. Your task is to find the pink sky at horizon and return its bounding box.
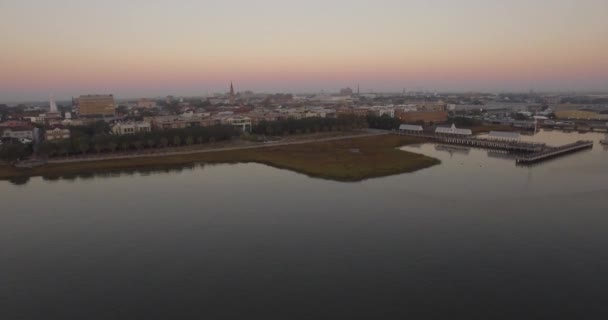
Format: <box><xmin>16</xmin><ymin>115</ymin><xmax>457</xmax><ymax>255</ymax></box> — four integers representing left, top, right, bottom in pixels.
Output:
<box><xmin>1</xmin><ymin>0</ymin><xmax>607</xmax><ymax>101</ymax></box>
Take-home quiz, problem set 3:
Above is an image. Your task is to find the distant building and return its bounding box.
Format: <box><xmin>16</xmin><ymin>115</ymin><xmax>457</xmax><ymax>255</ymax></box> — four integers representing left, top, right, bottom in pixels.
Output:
<box><xmin>555</xmin><ymin>110</ymin><xmax>608</xmax><ymax>120</ymax></box>
<box><xmin>111</xmin><ymin>122</ymin><xmax>151</xmax><ymax>135</ymax></box>
<box><xmin>1</xmin><ymin>127</ymin><xmax>34</xmax><ymax>140</ymax></box>
<box><xmin>396</xmin><ymin>110</ymin><xmax>448</xmax><ymax>124</ymax></box>
<box><xmin>23</xmin><ymin>115</ymin><xmax>46</xmax><ymax>124</ymax></box>
<box><xmin>339</xmin><ymin>87</ymin><xmax>353</xmax><ymax>96</ymax></box>
<box><xmin>336</xmin><ymin>107</ymin><xmax>369</xmax><ymax>117</ymax></box>
<box><xmin>223</xmin><ymin>116</ymin><xmax>252</xmax><ymax>132</ymax></box>
<box><xmin>45</xmin><ymin>126</ymin><xmax>70</xmax><ymax>141</ymax></box>
<box><xmin>78</xmin><ymin>95</ymin><xmax>116</xmax><ymax>117</ymax></box>
<box><xmin>0</xmin><ymin>121</ymin><xmax>32</xmax><ymax>130</ymax></box>
<box><xmin>46</xmin><ymin>94</ymin><xmax>62</xmax><ymax>119</ymax></box>
<box><xmin>150</xmin><ymin>114</ymin><xmax>214</xmax><ymax>130</ymax></box>
<box><xmin>416</xmin><ymin>102</ymin><xmax>447</xmax><ymax>112</ymax></box>
<box><xmin>137</xmin><ymin>99</ymin><xmax>157</xmax><ymax>109</ymax></box>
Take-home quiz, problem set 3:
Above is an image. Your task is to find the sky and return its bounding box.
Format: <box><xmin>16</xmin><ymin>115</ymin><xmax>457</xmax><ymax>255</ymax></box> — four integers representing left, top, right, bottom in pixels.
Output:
<box><xmin>1</xmin><ymin>0</ymin><xmax>607</xmax><ymax>102</ymax></box>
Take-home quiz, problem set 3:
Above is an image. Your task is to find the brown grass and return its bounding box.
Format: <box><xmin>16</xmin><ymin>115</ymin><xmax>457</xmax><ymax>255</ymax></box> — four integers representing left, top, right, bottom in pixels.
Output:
<box><xmin>0</xmin><ymin>135</ymin><xmax>439</xmax><ymax>182</ymax></box>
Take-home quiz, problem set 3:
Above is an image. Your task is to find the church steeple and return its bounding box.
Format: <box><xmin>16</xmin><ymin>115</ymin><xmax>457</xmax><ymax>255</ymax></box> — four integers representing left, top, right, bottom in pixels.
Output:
<box><xmin>229</xmin><ymin>81</ymin><xmax>235</xmax><ymax>104</ymax></box>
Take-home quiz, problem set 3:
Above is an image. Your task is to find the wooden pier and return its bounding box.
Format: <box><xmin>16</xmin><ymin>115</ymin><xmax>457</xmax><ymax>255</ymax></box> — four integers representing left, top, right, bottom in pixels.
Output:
<box><xmin>396</xmin><ymin>130</ymin><xmax>594</xmax><ymax>164</ymax></box>
<box><xmin>397</xmin><ymin>131</ymin><xmax>545</xmax><ymax>152</ymax></box>
<box><xmin>515</xmin><ymin>140</ymin><xmax>594</xmax><ymax>164</ymax></box>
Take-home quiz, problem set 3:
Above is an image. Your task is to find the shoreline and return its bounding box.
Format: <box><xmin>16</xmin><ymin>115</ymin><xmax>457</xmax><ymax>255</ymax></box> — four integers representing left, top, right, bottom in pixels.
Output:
<box><xmin>0</xmin><ymin>125</ymin><xmax>524</xmax><ymax>183</ymax></box>
<box><xmin>0</xmin><ymin>133</ymin><xmax>439</xmax><ymax>183</ymax></box>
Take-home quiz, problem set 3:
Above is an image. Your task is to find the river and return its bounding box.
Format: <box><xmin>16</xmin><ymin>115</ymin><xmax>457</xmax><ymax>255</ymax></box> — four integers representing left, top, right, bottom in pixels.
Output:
<box><xmin>2</xmin><ymin>130</ymin><xmax>607</xmax><ymax>319</ymax></box>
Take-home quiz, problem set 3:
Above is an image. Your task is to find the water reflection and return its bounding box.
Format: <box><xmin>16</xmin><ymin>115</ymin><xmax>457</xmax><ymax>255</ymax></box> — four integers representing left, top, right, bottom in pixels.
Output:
<box><xmin>6</xmin><ymin>163</ymin><xmax>205</xmax><ymax>186</ymax></box>
<box><xmin>2</xmin><ymin>130</ymin><xmax>608</xmax><ymax>319</ymax></box>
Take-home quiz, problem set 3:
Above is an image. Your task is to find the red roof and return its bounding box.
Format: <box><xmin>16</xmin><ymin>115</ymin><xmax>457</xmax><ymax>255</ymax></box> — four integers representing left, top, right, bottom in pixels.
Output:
<box><xmin>0</xmin><ymin>121</ymin><xmax>33</xmax><ymax>129</ymax></box>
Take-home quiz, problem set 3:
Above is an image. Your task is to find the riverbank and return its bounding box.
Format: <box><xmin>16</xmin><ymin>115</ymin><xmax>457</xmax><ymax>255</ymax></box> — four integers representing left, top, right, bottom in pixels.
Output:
<box><xmin>0</xmin><ymin>134</ymin><xmax>439</xmax><ymax>182</ymax></box>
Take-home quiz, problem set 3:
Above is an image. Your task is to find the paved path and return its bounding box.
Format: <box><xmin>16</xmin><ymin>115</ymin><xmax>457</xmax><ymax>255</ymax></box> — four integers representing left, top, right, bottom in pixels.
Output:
<box><xmin>47</xmin><ymin>131</ymin><xmax>389</xmax><ymax>164</ymax></box>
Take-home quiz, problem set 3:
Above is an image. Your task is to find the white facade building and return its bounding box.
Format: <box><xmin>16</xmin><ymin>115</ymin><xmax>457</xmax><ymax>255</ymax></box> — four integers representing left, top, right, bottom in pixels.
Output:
<box><xmin>2</xmin><ymin>128</ymin><xmax>34</xmax><ymax>140</ymax></box>
<box><xmin>223</xmin><ymin>117</ymin><xmax>252</xmax><ymax>132</ymax></box>
<box><xmin>435</xmin><ymin>124</ymin><xmax>472</xmax><ymax>136</ymax></box>
<box><xmin>111</xmin><ymin>122</ymin><xmax>151</xmax><ymax>135</ymax></box>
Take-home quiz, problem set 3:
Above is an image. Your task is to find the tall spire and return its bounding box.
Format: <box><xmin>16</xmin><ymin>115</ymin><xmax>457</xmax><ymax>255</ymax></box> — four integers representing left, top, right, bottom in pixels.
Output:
<box><xmin>50</xmin><ymin>93</ymin><xmax>58</xmax><ymax>113</ymax></box>
<box><xmin>229</xmin><ymin>81</ymin><xmax>235</xmax><ymax>104</ymax></box>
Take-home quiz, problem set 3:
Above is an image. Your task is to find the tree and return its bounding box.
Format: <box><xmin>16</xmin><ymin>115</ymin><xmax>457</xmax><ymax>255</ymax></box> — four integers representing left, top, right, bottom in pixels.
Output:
<box><xmin>0</xmin><ymin>143</ymin><xmax>28</xmax><ymax>163</ymax></box>
<box><xmin>77</xmin><ymin>138</ymin><xmax>90</xmax><ymax>154</ymax></box>
<box><xmin>93</xmin><ymin>143</ymin><xmax>103</xmax><ymax>154</ymax></box>
<box><xmin>57</xmin><ymin>141</ymin><xmax>70</xmax><ymax>157</ymax></box>
<box><xmin>132</xmin><ymin>140</ymin><xmax>143</xmax><ymax>151</ymax></box>
<box><xmin>146</xmin><ymin>139</ymin><xmax>156</xmax><ymax>149</ymax></box>
<box><xmin>38</xmin><ymin>141</ymin><xmax>57</xmax><ymax>158</ymax></box>
<box><xmin>159</xmin><ymin>137</ymin><xmax>169</xmax><ymax>148</ymax></box>
<box><xmin>108</xmin><ymin>141</ymin><xmax>118</xmax><ymax>153</ymax></box>
<box><xmin>186</xmin><ymin>136</ymin><xmax>194</xmax><ymax>146</ymax></box>
<box><xmin>172</xmin><ymin>135</ymin><xmax>181</xmax><ymax>146</ymax></box>
<box><xmin>120</xmin><ymin>141</ymin><xmax>130</xmax><ymax>152</ymax></box>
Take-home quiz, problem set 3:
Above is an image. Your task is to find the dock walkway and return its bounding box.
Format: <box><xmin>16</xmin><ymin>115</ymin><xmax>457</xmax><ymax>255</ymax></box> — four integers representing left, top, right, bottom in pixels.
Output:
<box><xmin>396</xmin><ymin>130</ymin><xmax>594</xmax><ymax>164</ymax></box>
<box><xmin>515</xmin><ymin>140</ymin><xmax>593</xmax><ymax>164</ymax></box>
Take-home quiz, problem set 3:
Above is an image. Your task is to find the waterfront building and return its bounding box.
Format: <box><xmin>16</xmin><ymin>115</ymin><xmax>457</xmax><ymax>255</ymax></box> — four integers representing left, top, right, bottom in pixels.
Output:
<box><xmin>488</xmin><ymin>131</ymin><xmax>520</xmax><ymax>141</ymax></box>
<box><xmin>399</xmin><ymin>124</ymin><xmax>424</xmax><ymax>134</ymax></box>
<box><xmin>435</xmin><ymin>124</ymin><xmax>472</xmax><ymax>136</ymax></box>
<box><xmin>77</xmin><ymin>95</ymin><xmax>116</xmax><ymax>117</ymax></box>
<box><xmin>111</xmin><ymin>122</ymin><xmax>151</xmax><ymax>135</ymax></box>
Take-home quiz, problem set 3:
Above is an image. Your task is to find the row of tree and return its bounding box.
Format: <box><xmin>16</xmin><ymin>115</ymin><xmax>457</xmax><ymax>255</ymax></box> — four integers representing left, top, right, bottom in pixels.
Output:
<box><xmin>0</xmin><ymin>141</ymin><xmax>31</xmax><ymax>163</ymax></box>
<box><xmin>366</xmin><ymin>114</ymin><xmax>402</xmax><ymax>130</ymax></box>
<box><xmin>37</xmin><ymin>125</ymin><xmax>239</xmax><ymax>158</ymax></box>
<box><xmin>252</xmin><ymin>115</ymin><xmax>368</xmax><ymax>136</ymax></box>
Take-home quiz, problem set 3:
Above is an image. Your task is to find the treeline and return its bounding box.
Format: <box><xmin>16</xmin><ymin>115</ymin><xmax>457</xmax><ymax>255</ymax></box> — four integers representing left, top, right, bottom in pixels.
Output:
<box><xmin>366</xmin><ymin>114</ymin><xmax>402</xmax><ymax>130</ymax></box>
<box><xmin>0</xmin><ymin>141</ymin><xmax>32</xmax><ymax>163</ymax></box>
<box><xmin>252</xmin><ymin>115</ymin><xmax>368</xmax><ymax>136</ymax></box>
<box><xmin>449</xmin><ymin>116</ymin><xmax>482</xmax><ymax>127</ymax></box>
<box><xmin>38</xmin><ymin>125</ymin><xmax>239</xmax><ymax>158</ymax></box>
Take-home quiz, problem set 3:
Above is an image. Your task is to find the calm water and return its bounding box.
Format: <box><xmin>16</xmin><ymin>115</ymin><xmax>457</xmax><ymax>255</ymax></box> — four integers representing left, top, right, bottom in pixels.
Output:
<box><xmin>2</xmin><ymin>130</ymin><xmax>608</xmax><ymax>319</ymax></box>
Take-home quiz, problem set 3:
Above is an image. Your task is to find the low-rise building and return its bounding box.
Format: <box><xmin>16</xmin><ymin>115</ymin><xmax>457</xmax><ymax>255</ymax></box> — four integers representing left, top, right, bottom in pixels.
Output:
<box><xmin>396</xmin><ymin>110</ymin><xmax>448</xmax><ymax>124</ymax></box>
<box><xmin>555</xmin><ymin>110</ymin><xmax>608</xmax><ymax>120</ymax></box>
<box><xmin>150</xmin><ymin>113</ymin><xmax>212</xmax><ymax>130</ymax></box>
<box><xmin>223</xmin><ymin>116</ymin><xmax>252</xmax><ymax>132</ymax></box>
<box><xmin>336</xmin><ymin>107</ymin><xmax>370</xmax><ymax>117</ymax></box>
<box><xmin>435</xmin><ymin>124</ymin><xmax>472</xmax><ymax>136</ymax></box>
<box><xmin>45</xmin><ymin>126</ymin><xmax>71</xmax><ymax>141</ymax></box>
<box><xmin>78</xmin><ymin>94</ymin><xmax>116</xmax><ymax>117</ymax></box>
<box><xmin>137</xmin><ymin>99</ymin><xmax>157</xmax><ymax>109</ymax></box>
<box><xmin>1</xmin><ymin>127</ymin><xmax>34</xmax><ymax>140</ymax></box>
<box><xmin>111</xmin><ymin>122</ymin><xmax>151</xmax><ymax>135</ymax></box>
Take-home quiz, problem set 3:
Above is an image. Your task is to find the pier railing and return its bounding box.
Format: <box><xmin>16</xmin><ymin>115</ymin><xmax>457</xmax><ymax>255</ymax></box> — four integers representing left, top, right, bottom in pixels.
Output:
<box><xmin>515</xmin><ymin>140</ymin><xmax>593</xmax><ymax>164</ymax></box>
<box><xmin>396</xmin><ymin>131</ymin><xmax>545</xmax><ymax>152</ymax></box>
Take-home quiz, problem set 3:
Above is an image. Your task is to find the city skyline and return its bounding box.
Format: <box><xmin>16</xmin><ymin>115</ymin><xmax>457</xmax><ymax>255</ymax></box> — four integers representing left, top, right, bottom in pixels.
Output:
<box><xmin>1</xmin><ymin>0</ymin><xmax>607</xmax><ymax>101</ymax></box>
